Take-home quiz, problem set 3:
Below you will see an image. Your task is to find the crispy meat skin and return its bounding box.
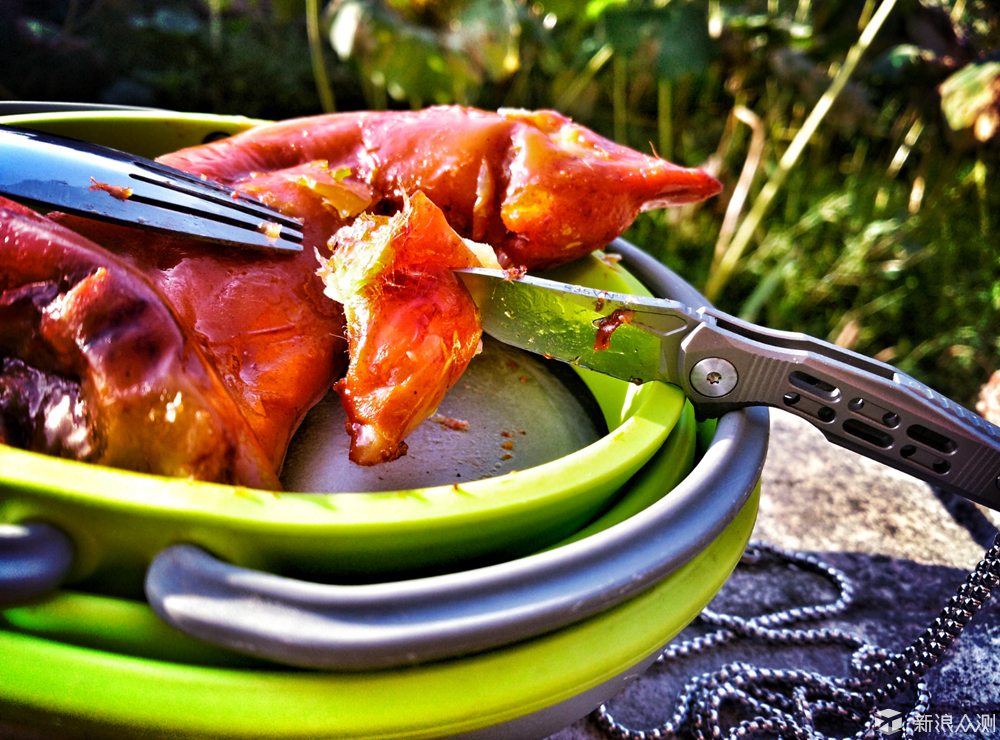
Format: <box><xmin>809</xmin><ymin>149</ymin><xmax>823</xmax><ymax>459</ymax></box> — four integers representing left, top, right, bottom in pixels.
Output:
<box><xmin>0</xmin><ymin>197</ymin><xmax>279</xmax><ymax>488</ymax></box>
<box><xmin>56</xmin><ymin>216</ymin><xmax>349</xmax><ymax>475</ymax></box>
<box><xmin>160</xmin><ymin>106</ymin><xmax>722</xmax><ymax>270</ymax></box>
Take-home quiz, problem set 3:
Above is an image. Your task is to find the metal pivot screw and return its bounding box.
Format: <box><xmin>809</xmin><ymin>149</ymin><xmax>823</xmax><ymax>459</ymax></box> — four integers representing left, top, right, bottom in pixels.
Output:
<box><xmin>690</xmin><ymin>357</ymin><xmax>738</xmax><ymax>398</ymax></box>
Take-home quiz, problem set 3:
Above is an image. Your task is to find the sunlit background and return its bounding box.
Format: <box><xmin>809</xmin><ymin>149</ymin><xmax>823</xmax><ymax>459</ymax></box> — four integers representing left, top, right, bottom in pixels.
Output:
<box><xmin>1</xmin><ymin>0</ymin><xmax>997</xmax><ymax>407</ymax></box>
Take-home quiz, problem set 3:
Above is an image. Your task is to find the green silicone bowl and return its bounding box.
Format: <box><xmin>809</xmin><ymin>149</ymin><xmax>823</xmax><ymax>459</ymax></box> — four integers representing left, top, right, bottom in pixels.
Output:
<box><xmin>0</xmin><ymin>485</ymin><xmax>758</xmax><ymax>740</ymax></box>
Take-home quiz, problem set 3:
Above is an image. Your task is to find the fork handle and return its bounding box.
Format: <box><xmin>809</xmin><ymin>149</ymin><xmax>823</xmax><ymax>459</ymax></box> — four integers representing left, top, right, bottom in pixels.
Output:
<box><xmin>677</xmin><ymin>313</ymin><xmax>1000</xmax><ymax>511</ymax></box>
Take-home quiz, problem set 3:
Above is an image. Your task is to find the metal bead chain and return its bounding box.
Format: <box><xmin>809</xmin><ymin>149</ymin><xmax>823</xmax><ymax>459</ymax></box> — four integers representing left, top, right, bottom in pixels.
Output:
<box><xmin>592</xmin><ymin>536</ymin><xmax>999</xmax><ymax>740</ymax></box>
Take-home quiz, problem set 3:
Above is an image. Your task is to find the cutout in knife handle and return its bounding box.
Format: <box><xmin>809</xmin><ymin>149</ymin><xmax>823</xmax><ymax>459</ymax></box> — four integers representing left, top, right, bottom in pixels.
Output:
<box><xmin>901</xmin><ymin>444</ymin><xmax>952</xmax><ymax>475</ymax></box>
<box><xmin>788</xmin><ymin>371</ymin><xmax>841</xmax><ymax>402</ymax></box>
<box><xmin>782</xmin><ymin>392</ymin><xmax>835</xmax><ymax>423</ymax></box>
<box><xmin>906</xmin><ymin>424</ymin><xmax>958</xmax><ymax>454</ymax></box>
<box><xmin>842</xmin><ymin>418</ymin><xmax>894</xmax><ymax>449</ymax></box>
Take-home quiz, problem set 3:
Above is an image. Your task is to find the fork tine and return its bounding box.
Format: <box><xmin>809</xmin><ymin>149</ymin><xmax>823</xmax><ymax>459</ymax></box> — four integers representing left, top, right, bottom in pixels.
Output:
<box><xmin>129</xmin><ymin>160</ymin><xmax>303</xmax><ymax>229</ymax></box>
<box><xmin>124</xmin><ymin>170</ymin><xmax>304</xmax><ymax>246</ymax></box>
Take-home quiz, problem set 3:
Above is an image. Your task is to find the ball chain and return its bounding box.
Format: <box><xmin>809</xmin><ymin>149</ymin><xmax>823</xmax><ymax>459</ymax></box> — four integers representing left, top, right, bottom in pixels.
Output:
<box><xmin>592</xmin><ymin>536</ymin><xmax>1000</xmax><ymax>740</ymax></box>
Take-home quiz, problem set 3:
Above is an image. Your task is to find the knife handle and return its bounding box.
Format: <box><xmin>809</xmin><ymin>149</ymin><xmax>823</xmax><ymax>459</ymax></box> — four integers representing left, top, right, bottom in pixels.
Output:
<box><xmin>676</xmin><ymin>312</ymin><xmax>1000</xmax><ymax>511</ymax></box>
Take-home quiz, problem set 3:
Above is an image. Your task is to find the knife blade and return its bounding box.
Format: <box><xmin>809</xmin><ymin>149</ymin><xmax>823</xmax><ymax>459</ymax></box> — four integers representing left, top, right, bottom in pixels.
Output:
<box><xmin>456</xmin><ymin>267</ymin><xmax>1000</xmax><ymax>511</ymax></box>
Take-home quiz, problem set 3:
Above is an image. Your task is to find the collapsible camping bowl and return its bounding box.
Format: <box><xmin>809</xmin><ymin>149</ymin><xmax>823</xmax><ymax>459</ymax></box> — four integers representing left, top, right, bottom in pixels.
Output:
<box><xmin>0</xmin><ymin>108</ymin><xmax>769</xmax><ymax>739</ymax></box>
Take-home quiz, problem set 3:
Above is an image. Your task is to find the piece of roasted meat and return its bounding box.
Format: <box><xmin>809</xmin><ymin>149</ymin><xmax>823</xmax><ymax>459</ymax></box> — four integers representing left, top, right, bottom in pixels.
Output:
<box><xmin>163</xmin><ymin>106</ymin><xmax>722</xmax><ymax>271</ymax></box>
<box><xmin>317</xmin><ymin>191</ymin><xmax>498</xmax><ymax>465</ymax></box>
<box><xmin>2</xmin><ymin>106</ymin><xmax>721</xmax><ymax>484</ymax></box>
<box><xmin>54</xmin><ymin>211</ymin><xmax>350</xmax><ymax>478</ymax></box>
<box><xmin>0</xmin><ymin>197</ymin><xmax>280</xmax><ymax>488</ymax></box>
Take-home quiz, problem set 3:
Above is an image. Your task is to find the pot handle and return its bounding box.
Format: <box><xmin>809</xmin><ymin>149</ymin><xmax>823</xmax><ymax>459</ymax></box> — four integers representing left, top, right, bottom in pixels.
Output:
<box><xmin>0</xmin><ymin>522</ymin><xmax>74</xmax><ymax>606</ymax></box>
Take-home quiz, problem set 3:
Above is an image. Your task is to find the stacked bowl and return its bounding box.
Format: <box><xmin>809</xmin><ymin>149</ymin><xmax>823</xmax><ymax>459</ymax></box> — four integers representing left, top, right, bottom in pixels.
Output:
<box><xmin>0</xmin><ymin>106</ymin><xmax>768</xmax><ymax>740</ymax></box>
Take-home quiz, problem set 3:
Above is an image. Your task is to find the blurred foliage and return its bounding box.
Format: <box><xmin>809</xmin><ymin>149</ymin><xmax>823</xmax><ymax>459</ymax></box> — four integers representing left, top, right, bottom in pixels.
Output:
<box><xmin>1</xmin><ymin>0</ymin><xmax>998</xmax><ymax>407</ymax></box>
<box><xmin>326</xmin><ymin>0</ymin><xmax>521</xmax><ymax>106</ymax></box>
<box><xmin>0</xmin><ymin>0</ymin><xmax>356</xmax><ymax>119</ymax></box>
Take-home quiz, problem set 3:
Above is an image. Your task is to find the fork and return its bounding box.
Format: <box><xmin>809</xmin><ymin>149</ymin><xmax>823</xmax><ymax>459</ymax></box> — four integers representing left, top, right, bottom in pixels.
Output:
<box><xmin>0</xmin><ymin>124</ymin><xmax>303</xmax><ymax>252</ymax></box>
